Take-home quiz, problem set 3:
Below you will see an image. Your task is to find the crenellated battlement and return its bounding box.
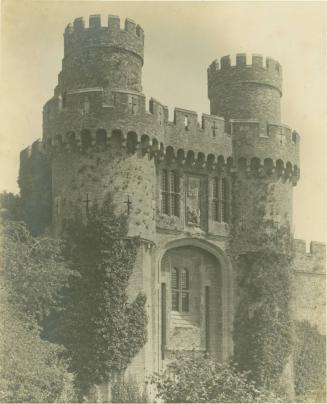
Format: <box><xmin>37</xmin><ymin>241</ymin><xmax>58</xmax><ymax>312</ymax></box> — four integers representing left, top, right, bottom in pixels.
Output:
<box><xmin>63</xmin><ymin>15</ymin><xmax>144</xmax><ymax>61</ymax></box>
<box><xmin>208</xmin><ymin>53</ymin><xmax>282</xmax><ymax>76</ymax></box>
<box><xmin>293</xmin><ymin>239</ymin><xmax>326</xmax><ymax>274</ymax></box>
<box><xmin>20</xmin><ymin>139</ymin><xmax>44</xmax><ymax>162</ymax></box>
<box><xmin>208</xmin><ymin>53</ymin><xmax>282</xmax><ymax>96</ymax></box>
<box><xmin>294</xmin><ymin>239</ymin><xmax>326</xmax><ymax>257</ymax></box>
<box><xmin>42</xmin><ymin>87</ymin><xmax>300</xmax><ymax>179</ymax></box>
<box><xmin>231</xmin><ymin>119</ymin><xmax>300</xmax><ymax>171</ymax></box>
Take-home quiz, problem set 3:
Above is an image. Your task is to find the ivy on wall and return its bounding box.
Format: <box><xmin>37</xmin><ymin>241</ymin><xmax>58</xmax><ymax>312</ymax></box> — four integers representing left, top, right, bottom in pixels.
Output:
<box><xmin>230</xmin><ymin>179</ymin><xmax>293</xmax><ymax>395</ymax></box>
<box><xmin>294</xmin><ymin>320</ymin><xmax>326</xmax><ymax>402</ymax></box>
<box><xmin>59</xmin><ymin>194</ymin><xmax>148</xmax><ymax>398</ymax></box>
<box><xmin>18</xmin><ymin>152</ymin><xmax>52</xmax><ymax>236</ymax></box>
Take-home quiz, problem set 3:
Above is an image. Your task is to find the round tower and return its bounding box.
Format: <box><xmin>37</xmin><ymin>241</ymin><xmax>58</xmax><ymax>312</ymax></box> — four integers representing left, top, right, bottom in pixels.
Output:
<box><xmin>207</xmin><ymin>54</ymin><xmax>300</xmax><ymax>249</ymax></box>
<box><xmin>43</xmin><ymin>17</ymin><xmax>161</xmax><ymax>385</ymax></box>
<box><xmin>42</xmin><ymin>15</ymin><xmax>161</xmax><ymax>244</ymax></box>
<box><xmin>208</xmin><ymin>54</ymin><xmax>282</xmax><ymax>124</ymax></box>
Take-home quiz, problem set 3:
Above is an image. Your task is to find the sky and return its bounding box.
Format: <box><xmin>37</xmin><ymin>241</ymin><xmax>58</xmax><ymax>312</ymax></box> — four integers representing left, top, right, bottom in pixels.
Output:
<box><xmin>0</xmin><ymin>0</ymin><xmax>326</xmax><ymax>244</ymax></box>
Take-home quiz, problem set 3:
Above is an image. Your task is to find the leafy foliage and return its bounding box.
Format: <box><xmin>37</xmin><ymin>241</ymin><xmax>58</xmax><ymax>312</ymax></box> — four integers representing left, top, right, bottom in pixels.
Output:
<box><xmin>59</xmin><ymin>195</ymin><xmax>148</xmax><ymax>396</ymax></box>
<box><xmin>0</xmin><ymin>191</ymin><xmax>22</xmax><ymax>222</ymax></box>
<box><xmin>111</xmin><ymin>378</ymin><xmax>149</xmax><ymax>403</ymax></box>
<box><xmin>294</xmin><ymin>320</ymin><xmax>326</xmax><ymax>402</ymax></box>
<box><xmin>1</xmin><ymin>220</ymin><xmax>75</xmax><ymax>323</ymax></box>
<box><xmin>0</xmin><ymin>293</ymin><xmax>76</xmax><ymax>403</ymax></box>
<box><xmin>232</xmin><ymin>250</ymin><xmax>293</xmax><ymax>390</ymax></box>
<box><xmin>230</xmin><ymin>179</ymin><xmax>293</xmax><ymax>392</ymax></box>
<box><xmin>151</xmin><ymin>353</ymin><xmax>282</xmax><ymax>403</ymax></box>
<box><xmin>0</xmin><ymin>220</ymin><xmax>76</xmax><ymax>402</ymax></box>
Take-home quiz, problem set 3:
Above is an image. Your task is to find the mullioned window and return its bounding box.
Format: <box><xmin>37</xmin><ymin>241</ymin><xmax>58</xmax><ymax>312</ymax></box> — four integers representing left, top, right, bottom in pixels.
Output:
<box><xmin>161</xmin><ymin>169</ymin><xmax>180</xmax><ymax>217</ymax></box>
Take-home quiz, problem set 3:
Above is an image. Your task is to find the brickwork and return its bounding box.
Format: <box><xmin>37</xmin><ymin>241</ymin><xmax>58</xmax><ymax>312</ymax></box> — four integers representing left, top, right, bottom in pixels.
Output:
<box><xmin>18</xmin><ymin>14</ymin><xmax>325</xmax><ymax>390</ymax></box>
<box><xmin>62</xmin><ymin>15</ymin><xmax>144</xmax><ymax>96</ymax></box>
<box><xmin>208</xmin><ymin>54</ymin><xmax>282</xmax><ymax>123</ymax></box>
<box><xmin>51</xmin><ymin>145</ymin><xmax>156</xmax><ymax>239</ymax></box>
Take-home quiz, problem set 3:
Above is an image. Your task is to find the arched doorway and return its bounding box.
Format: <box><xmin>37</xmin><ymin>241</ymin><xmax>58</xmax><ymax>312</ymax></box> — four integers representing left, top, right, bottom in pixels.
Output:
<box><xmin>159</xmin><ymin>241</ymin><xmax>232</xmax><ymax>365</ymax></box>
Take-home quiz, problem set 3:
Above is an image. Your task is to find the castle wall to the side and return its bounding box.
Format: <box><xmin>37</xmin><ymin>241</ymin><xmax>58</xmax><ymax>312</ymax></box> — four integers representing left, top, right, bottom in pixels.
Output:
<box><xmin>291</xmin><ymin>240</ymin><xmax>326</xmax><ymax>335</ymax></box>
<box><xmin>18</xmin><ymin>142</ymin><xmax>52</xmax><ymax>235</ymax></box>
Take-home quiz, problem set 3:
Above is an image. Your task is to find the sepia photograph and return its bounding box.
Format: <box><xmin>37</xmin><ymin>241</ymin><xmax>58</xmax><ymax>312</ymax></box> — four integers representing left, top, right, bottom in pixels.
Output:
<box><xmin>0</xmin><ymin>1</ymin><xmax>326</xmax><ymax>402</ymax></box>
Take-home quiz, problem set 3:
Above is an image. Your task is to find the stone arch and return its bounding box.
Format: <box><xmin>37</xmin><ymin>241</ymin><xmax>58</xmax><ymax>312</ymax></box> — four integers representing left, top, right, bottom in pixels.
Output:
<box><xmin>186</xmin><ymin>150</ymin><xmax>195</xmax><ymax>165</ymax></box>
<box><xmin>285</xmin><ymin>161</ymin><xmax>293</xmax><ymax>177</ymax></box>
<box><xmin>166</xmin><ymin>146</ymin><xmax>175</xmax><ymax>162</ymax></box>
<box><xmin>293</xmin><ymin>164</ymin><xmax>299</xmax><ymax>177</ymax></box>
<box><xmin>276</xmin><ymin>159</ymin><xmax>284</xmax><ymax>176</ymax></box>
<box><xmin>152</xmin><ymin>137</ymin><xmax>159</xmax><ymax>152</ymax></box>
<box><xmin>157</xmin><ymin>238</ymin><xmax>233</xmax><ymax>367</ymax></box>
<box><xmin>264</xmin><ymin>157</ymin><xmax>274</xmax><ymax>174</ymax></box>
<box><xmin>197</xmin><ymin>152</ymin><xmax>205</xmax><ymax>167</ymax></box>
<box><xmin>140</xmin><ymin>134</ymin><xmax>150</xmax><ymax>149</ymax></box>
<box><xmin>226</xmin><ymin>156</ymin><xmax>233</xmax><ymax>168</ymax></box>
<box><xmin>217</xmin><ymin>155</ymin><xmax>225</xmax><ymax>168</ymax></box>
<box><xmin>207</xmin><ymin>153</ymin><xmax>215</xmax><ymax>166</ymax></box>
<box><xmin>250</xmin><ymin>157</ymin><xmax>260</xmax><ymax>172</ymax></box>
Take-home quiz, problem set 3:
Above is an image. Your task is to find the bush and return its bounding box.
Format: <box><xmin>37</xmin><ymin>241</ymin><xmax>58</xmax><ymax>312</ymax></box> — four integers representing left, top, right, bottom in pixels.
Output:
<box><xmin>0</xmin><ymin>291</ymin><xmax>76</xmax><ymax>403</ymax></box>
<box><xmin>2</xmin><ymin>221</ymin><xmax>75</xmax><ymax>323</ymax></box>
<box><xmin>111</xmin><ymin>378</ymin><xmax>149</xmax><ymax>403</ymax></box>
<box><xmin>151</xmin><ymin>353</ymin><xmax>282</xmax><ymax>403</ymax></box>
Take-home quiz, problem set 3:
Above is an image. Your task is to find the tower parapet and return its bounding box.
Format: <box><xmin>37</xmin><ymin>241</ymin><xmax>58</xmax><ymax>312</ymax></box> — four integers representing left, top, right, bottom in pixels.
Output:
<box><xmin>64</xmin><ymin>15</ymin><xmax>144</xmax><ymax>61</ymax></box>
<box><xmin>59</xmin><ymin>15</ymin><xmax>144</xmax><ymax>99</ymax></box>
<box><xmin>208</xmin><ymin>54</ymin><xmax>282</xmax><ymax>123</ymax></box>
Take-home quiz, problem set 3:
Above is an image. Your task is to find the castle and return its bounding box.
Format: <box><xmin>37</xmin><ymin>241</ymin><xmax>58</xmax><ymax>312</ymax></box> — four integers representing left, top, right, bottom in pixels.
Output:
<box><xmin>19</xmin><ymin>14</ymin><xmax>325</xmax><ymax>388</ymax></box>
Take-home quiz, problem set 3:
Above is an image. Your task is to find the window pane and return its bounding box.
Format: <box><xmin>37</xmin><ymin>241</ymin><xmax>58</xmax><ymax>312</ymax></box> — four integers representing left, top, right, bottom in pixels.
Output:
<box><xmin>174</xmin><ymin>172</ymin><xmax>179</xmax><ymax>193</ymax></box>
<box><xmin>181</xmin><ymin>269</ymin><xmax>189</xmax><ymax>290</ymax></box>
<box><xmin>170</xmin><ymin>194</ymin><xmax>175</xmax><ymax>216</ymax></box>
<box><xmin>172</xmin><ymin>291</ymin><xmax>179</xmax><ymax>311</ymax></box>
<box><xmin>212</xmin><ymin>200</ymin><xmax>218</xmax><ymax>221</ymax></box>
<box><xmin>162</xmin><ymin>170</ymin><xmax>168</xmax><ymax>191</ymax></box>
<box><xmin>222</xmin><ymin>201</ymin><xmax>228</xmax><ymax>223</ymax></box>
<box><xmin>172</xmin><ymin>268</ymin><xmax>179</xmax><ymax>289</ymax></box>
<box><xmin>212</xmin><ymin>178</ymin><xmax>218</xmax><ymax>198</ymax></box>
<box><xmin>170</xmin><ymin>171</ymin><xmax>175</xmax><ymax>192</ymax></box>
<box><xmin>222</xmin><ymin>178</ymin><xmax>229</xmax><ymax>223</ymax></box>
<box><xmin>181</xmin><ymin>292</ymin><xmax>189</xmax><ymax>312</ymax></box>
<box><xmin>174</xmin><ymin>194</ymin><xmax>180</xmax><ymax>217</ymax></box>
<box><xmin>221</xmin><ymin>178</ymin><xmax>226</xmax><ymax>201</ymax></box>
<box><xmin>161</xmin><ymin>192</ymin><xmax>168</xmax><ymax>215</ymax></box>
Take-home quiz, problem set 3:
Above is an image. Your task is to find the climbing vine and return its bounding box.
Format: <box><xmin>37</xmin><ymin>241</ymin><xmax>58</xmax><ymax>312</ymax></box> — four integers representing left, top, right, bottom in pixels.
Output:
<box><xmin>230</xmin><ymin>178</ymin><xmax>293</xmax><ymax>394</ymax></box>
<box><xmin>59</xmin><ymin>194</ymin><xmax>148</xmax><ymax>398</ymax></box>
<box><xmin>294</xmin><ymin>320</ymin><xmax>326</xmax><ymax>402</ymax></box>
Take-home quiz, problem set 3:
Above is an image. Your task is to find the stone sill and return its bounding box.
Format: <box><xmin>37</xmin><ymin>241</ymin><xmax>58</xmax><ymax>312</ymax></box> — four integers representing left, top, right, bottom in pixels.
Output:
<box><xmin>164</xmin><ymin>347</ymin><xmax>206</xmax><ymax>353</ymax></box>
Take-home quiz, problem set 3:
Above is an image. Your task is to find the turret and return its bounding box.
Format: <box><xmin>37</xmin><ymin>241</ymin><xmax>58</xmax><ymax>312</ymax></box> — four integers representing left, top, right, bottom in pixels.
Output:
<box><xmin>208</xmin><ymin>54</ymin><xmax>282</xmax><ymax>124</ymax></box>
